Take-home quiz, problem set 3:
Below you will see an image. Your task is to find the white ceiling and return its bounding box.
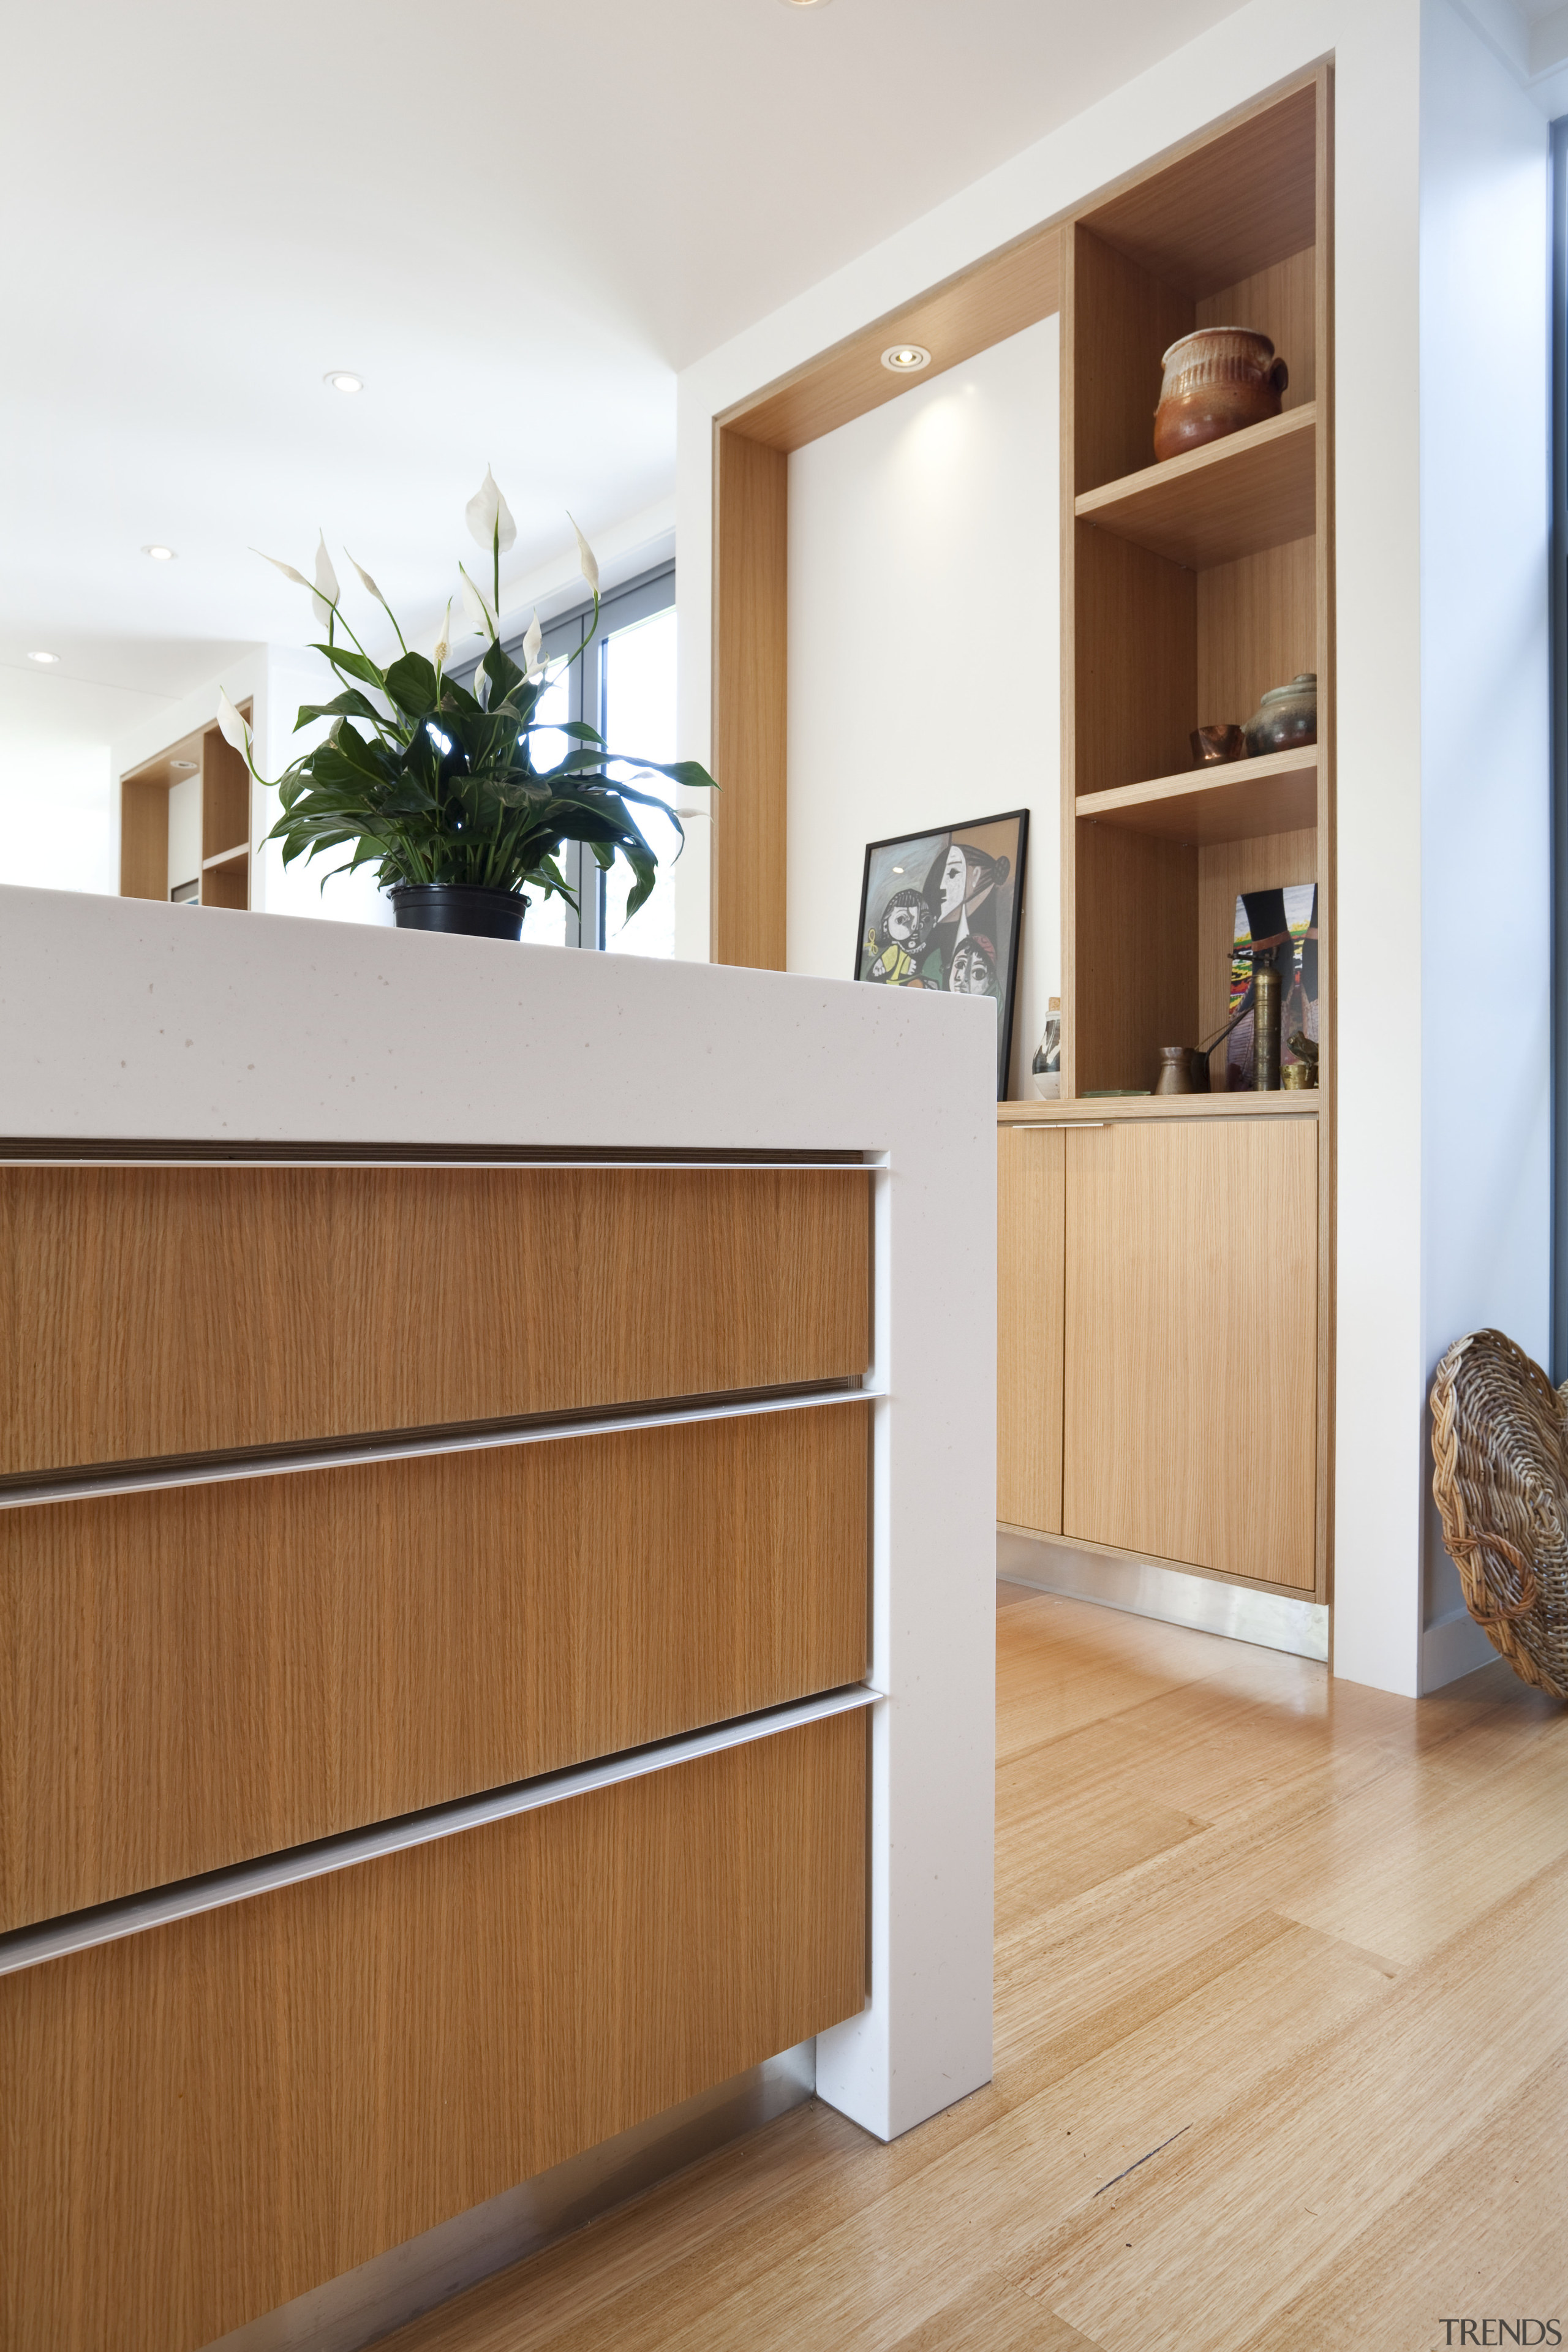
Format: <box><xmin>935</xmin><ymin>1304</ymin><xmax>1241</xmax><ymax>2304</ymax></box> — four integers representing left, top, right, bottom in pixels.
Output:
<box><xmin>0</xmin><ymin>0</ymin><xmax>1253</xmax><ymax>755</ymax></box>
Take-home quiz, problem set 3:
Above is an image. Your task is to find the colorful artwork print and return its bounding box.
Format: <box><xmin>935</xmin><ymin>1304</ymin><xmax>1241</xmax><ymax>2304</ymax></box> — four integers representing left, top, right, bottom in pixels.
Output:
<box><xmin>1226</xmin><ymin>883</ymin><xmax>1318</xmax><ymax>1090</ymax></box>
<box><xmin>853</xmin><ymin>810</ymin><xmax>1028</xmax><ymax>1100</ymax></box>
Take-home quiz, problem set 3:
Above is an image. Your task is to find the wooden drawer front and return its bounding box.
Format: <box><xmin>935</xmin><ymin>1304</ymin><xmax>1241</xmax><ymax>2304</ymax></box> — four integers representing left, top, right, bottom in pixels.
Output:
<box><xmin>1</xmin><ymin>1403</ymin><xmax>870</xmax><ymax>1932</ymax></box>
<box><xmin>1063</xmin><ymin>1118</ymin><xmax>1317</xmax><ymax>1588</ymax></box>
<box><xmin>998</xmin><ymin>1127</ymin><xmax>1065</xmax><ymax>1536</ymax></box>
<box><xmin>0</xmin><ymin>1713</ymin><xmax>866</xmax><ymax>2352</ymax></box>
<box><xmin>0</xmin><ymin>1165</ymin><xmax>871</xmax><ymax>1477</ymax></box>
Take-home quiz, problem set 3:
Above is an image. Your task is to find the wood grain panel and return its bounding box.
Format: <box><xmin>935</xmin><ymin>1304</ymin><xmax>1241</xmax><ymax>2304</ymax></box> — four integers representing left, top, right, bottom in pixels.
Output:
<box><xmin>0</xmin><ymin>1713</ymin><xmax>867</xmax><ymax>2352</ymax></box>
<box><xmin>1195</xmin><ymin>244</ymin><xmax>1316</xmax><ymax>410</ymax></box>
<box><xmin>198</xmin><ymin>853</ymin><xmax>247</xmax><ymax>910</ymax></box>
<box><xmin>1196</xmin><ymin>823</ymin><xmax>1317</xmax><ymax>1051</ymax></box>
<box><xmin>1072</xmin><ymin>821</ymin><xmax>1197</xmax><ymax>1096</ymax></box>
<box><xmin>1070</xmin><ymin>225</ymin><xmax>1193</xmax><ymax>497</ymax></box>
<box><xmin>1077</xmin><ymin>749</ymin><xmax>1317</xmax><ymax>847</ymax></box>
<box><xmin>1072</xmin><ymin>522</ymin><xmax>1195</xmax><ymax>796</ymax></box>
<box><xmin>722</xmin><ymin>225</ymin><xmax>1060</xmax><ymax>454</ymax></box>
<box><xmin>1062</xmin><ymin>1118</ymin><xmax>1317</xmax><ymax>1586</ymax></box>
<box><xmin>1196</xmin><ymin>534</ymin><xmax>1317</xmax><ymax>745</ymax></box>
<box><xmin>0</xmin><ymin>1166</ymin><xmax>871</xmax><ymax>1476</ymax></box>
<box><xmin>712</xmin><ymin>429</ymin><xmax>788</xmax><ymax>970</ymax></box>
<box><xmin>998</xmin><ymin>1128</ymin><xmax>1065</xmax><ymax>1536</ymax></box>
<box><xmin>118</xmin><ymin>778</ymin><xmax>168</xmax><ymax>902</ymax></box>
<box><xmin>0</xmin><ymin>1403</ymin><xmax>870</xmax><ymax>1931</ymax></box>
<box><xmin>1083</xmin><ymin>80</ymin><xmax>1318</xmax><ymax>296</ymax></box>
<box><xmin>1076</xmin><ymin>406</ymin><xmax>1316</xmax><ymax>571</ymax></box>
<box><xmin>200</xmin><ymin>722</ymin><xmax>249</xmax><ymax>858</ymax></box>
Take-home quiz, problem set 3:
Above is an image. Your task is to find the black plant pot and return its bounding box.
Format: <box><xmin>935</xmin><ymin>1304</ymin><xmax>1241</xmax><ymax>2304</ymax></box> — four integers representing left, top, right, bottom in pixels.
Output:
<box><xmin>388</xmin><ymin>885</ymin><xmax>530</xmax><ymax>941</ymax></box>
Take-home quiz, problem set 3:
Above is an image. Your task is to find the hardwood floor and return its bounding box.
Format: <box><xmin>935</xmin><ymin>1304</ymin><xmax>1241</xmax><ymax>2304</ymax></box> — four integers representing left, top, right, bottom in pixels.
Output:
<box><xmin>385</xmin><ymin>1585</ymin><xmax>1568</xmax><ymax>2352</ymax></box>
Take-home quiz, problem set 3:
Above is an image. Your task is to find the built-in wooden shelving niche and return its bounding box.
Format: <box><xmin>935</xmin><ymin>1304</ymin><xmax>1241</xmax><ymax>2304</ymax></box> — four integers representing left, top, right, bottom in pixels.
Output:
<box><xmin>119</xmin><ymin>705</ymin><xmax>255</xmax><ymax>911</ymax></box>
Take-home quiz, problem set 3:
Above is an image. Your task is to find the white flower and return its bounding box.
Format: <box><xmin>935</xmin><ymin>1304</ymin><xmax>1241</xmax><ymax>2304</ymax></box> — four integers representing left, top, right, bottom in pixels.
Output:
<box><xmin>312</xmin><ymin>532</ymin><xmax>340</xmax><ymax>637</ymax></box>
<box><xmin>466</xmin><ymin>467</ymin><xmax>516</xmax><ymax>556</ymax></box>
<box><xmin>433</xmin><ymin>598</ymin><xmax>451</xmax><ymax>666</ymax></box>
<box><xmin>216</xmin><ymin>687</ymin><xmax>251</xmax><ymax>758</ymax></box>
<box><xmin>345</xmin><ymin>549</ymin><xmax>390</xmax><ymax>612</ymax></box>
<box><xmin>458</xmin><ymin>565</ymin><xmax>494</xmax><ymax>638</ymax></box>
<box><xmin>522</xmin><ymin>610</ymin><xmax>543</xmax><ymax>679</ymax></box>
<box><xmin>254</xmin><ymin>548</ymin><xmax>312</xmax><ymax>590</ymax></box>
<box><xmin>568</xmin><ymin>511</ymin><xmax>599</xmax><ymax>595</ymax></box>
<box><xmin>474</xmin><ymin>661</ymin><xmax>489</xmax><ymax>709</ymax></box>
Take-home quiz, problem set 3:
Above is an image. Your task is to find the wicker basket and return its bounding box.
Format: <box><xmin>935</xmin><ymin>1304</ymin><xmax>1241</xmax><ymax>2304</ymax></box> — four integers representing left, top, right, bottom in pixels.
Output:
<box><xmin>1430</xmin><ymin>1328</ymin><xmax>1568</xmax><ymax>1700</ymax></box>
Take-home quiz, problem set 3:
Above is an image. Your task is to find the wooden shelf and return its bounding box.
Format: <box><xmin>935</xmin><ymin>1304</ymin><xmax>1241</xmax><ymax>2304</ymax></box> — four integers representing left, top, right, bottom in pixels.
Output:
<box><xmin>1077</xmin><ymin>747</ymin><xmax>1317</xmax><ymax>844</ymax></box>
<box><xmin>1075</xmin><ymin>405</ymin><xmax>1316</xmax><ymax>570</ymax></box>
<box><xmin>998</xmin><ymin>1091</ymin><xmax>1318</xmax><ymax>1123</ymax></box>
<box><xmin>202</xmin><ymin>843</ymin><xmax>249</xmax><ymax>870</ymax></box>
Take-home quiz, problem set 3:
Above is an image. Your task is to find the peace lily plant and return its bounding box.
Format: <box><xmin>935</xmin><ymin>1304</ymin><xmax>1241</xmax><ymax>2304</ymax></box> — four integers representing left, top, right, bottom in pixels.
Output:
<box><xmin>218</xmin><ymin>470</ymin><xmax>715</xmax><ymax>939</ymax></box>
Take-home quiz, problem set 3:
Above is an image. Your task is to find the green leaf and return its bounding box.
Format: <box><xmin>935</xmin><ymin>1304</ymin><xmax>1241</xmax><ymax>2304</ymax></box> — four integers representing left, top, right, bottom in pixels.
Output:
<box><xmin>294</xmin><ymin>688</ymin><xmax>386</xmax><ymax>731</ymax></box>
<box><xmin>309</xmin><ymin>643</ymin><xmax>387</xmax><ymax>692</ymax></box>
<box><xmin>382</xmin><ymin>652</ymin><xmax>440</xmax><ymax>720</ymax></box>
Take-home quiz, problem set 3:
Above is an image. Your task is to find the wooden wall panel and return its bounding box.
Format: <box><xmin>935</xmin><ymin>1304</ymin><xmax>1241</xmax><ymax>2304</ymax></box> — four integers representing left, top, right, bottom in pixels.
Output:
<box><xmin>712</xmin><ymin>429</ymin><xmax>788</xmax><ymax>970</ymax></box>
<box><xmin>1194</xmin><ymin>534</ymin><xmax>1317</xmax><ymax>751</ymax></box>
<box><xmin>200</xmin><ymin>723</ymin><xmax>249</xmax><ymax>858</ymax></box>
<box><xmin>997</xmin><ymin>1128</ymin><xmax>1065</xmax><ymax>1535</ymax></box>
<box><xmin>1072</xmin><ymin>522</ymin><xmax>1195</xmax><ymax>795</ymax></box>
<box><xmin>1062</xmin><ymin>1118</ymin><xmax>1318</xmax><ymax>1586</ymax></box>
<box><xmin>118</xmin><ymin>779</ymin><xmax>168</xmax><ymax>902</ymax></box>
<box><xmin>723</xmin><ymin>224</ymin><xmax>1061</xmax><ymax>453</ymax></box>
<box><xmin>1080</xmin><ymin>81</ymin><xmax>1318</xmax><ymax>297</ymax></box>
<box><xmin>1194</xmin><ymin>244</ymin><xmax>1316</xmax><ymax>410</ymax></box>
<box><xmin>1069</xmin><ymin>226</ymin><xmax>1193</xmax><ymax>497</ymax></box>
<box><xmin>1</xmin><ymin>1404</ymin><xmax>870</xmax><ymax>1931</ymax></box>
<box><xmin>1072</xmin><ymin>821</ymin><xmax>1198</xmax><ymax>1096</ymax></box>
<box><xmin>0</xmin><ymin>1714</ymin><xmax>867</xmax><ymax>2352</ymax></box>
<box><xmin>0</xmin><ymin>1166</ymin><xmax>871</xmax><ymax>1476</ymax></box>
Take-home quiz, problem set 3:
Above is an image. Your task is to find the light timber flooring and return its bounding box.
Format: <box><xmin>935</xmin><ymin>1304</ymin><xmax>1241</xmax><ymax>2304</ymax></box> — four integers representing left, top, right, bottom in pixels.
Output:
<box><xmin>386</xmin><ymin>1584</ymin><xmax>1568</xmax><ymax>2352</ymax></box>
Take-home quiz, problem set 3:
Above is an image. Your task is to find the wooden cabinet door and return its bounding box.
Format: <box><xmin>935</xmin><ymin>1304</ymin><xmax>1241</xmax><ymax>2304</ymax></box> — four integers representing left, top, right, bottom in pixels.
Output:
<box><xmin>998</xmin><ymin>1125</ymin><xmax>1065</xmax><ymax>1535</ymax></box>
<box><xmin>1063</xmin><ymin>1118</ymin><xmax>1317</xmax><ymax>1588</ymax></box>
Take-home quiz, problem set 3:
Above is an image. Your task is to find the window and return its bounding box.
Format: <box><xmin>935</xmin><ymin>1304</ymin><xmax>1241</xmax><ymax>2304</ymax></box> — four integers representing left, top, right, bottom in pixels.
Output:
<box><xmin>458</xmin><ymin>563</ymin><xmax>677</xmax><ymax>954</ymax></box>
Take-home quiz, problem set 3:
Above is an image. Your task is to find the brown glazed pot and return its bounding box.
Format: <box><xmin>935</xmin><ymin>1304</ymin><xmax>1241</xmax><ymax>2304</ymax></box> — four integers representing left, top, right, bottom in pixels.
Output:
<box><xmin>1153</xmin><ymin>328</ymin><xmax>1288</xmax><ymax>464</ymax></box>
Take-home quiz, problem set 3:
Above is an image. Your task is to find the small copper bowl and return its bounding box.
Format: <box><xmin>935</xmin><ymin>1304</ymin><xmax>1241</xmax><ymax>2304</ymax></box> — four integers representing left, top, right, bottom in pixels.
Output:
<box><xmin>1191</xmin><ymin>724</ymin><xmax>1245</xmax><ymax>767</ymax></box>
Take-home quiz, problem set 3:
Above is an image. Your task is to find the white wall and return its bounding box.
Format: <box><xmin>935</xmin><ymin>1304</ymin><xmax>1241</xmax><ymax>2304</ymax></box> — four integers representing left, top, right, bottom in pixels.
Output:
<box><xmin>1415</xmin><ymin>0</ymin><xmax>1551</xmax><ymax>1688</ymax></box>
<box><xmin>0</xmin><ymin>743</ymin><xmax>115</xmax><ymax>895</ymax></box>
<box><xmin>785</xmin><ymin>319</ymin><xmax>1059</xmax><ymax>1095</ymax></box>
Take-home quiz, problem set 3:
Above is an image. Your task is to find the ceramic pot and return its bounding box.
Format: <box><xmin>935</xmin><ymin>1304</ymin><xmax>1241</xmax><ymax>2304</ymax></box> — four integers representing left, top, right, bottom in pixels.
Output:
<box><xmin>1153</xmin><ymin>328</ymin><xmax>1288</xmax><ymax>464</ymax></box>
<box><xmin>1242</xmin><ymin>673</ymin><xmax>1317</xmax><ymax>758</ymax></box>
<box><xmin>388</xmin><ymin>884</ymin><xmax>529</xmax><ymax>940</ymax></box>
<box><xmin>1191</xmin><ymin>723</ymin><xmax>1246</xmax><ymax>766</ymax></box>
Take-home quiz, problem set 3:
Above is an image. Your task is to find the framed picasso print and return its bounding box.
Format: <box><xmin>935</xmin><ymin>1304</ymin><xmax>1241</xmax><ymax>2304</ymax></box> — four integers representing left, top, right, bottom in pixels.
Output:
<box><xmin>853</xmin><ymin>809</ymin><xmax>1028</xmax><ymax>1100</ymax></box>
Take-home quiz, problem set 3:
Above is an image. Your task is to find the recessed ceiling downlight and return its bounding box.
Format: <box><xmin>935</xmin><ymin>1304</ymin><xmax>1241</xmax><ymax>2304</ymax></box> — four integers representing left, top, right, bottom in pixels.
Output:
<box><xmin>881</xmin><ymin>344</ymin><xmax>931</xmax><ymax>374</ymax></box>
<box><xmin>777</xmin><ymin>1</ymin><xmax>832</xmax><ymax>10</ymax></box>
<box><xmin>143</xmin><ymin>544</ymin><xmax>176</xmax><ymax>560</ymax></box>
<box><xmin>28</xmin><ymin>649</ymin><xmax>59</xmax><ymax>665</ymax></box>
<box><xmin>324</xmin><ymin>371</ymin><xmax>364</xmax><ymax>394</ymax></box>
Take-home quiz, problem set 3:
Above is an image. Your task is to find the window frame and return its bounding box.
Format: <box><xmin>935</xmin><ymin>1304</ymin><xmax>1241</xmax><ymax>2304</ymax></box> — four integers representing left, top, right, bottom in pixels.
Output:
<box><xmin>452</xmin><ymin>560</ymin><xmax>675</xmax><ymax>952</ymax></box>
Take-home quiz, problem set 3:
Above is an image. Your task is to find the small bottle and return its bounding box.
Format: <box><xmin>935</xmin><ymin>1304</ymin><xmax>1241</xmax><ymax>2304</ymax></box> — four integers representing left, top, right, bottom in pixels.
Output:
<box><xmin>1033</xmin><ymin>998</ymin><xmax>1061</xmax><ymax>1099</ymax></box>
<box><xmin>1253</xmin><ymin>963</ymin><xmax>1281</xmax><ymax>1091</ymax></box>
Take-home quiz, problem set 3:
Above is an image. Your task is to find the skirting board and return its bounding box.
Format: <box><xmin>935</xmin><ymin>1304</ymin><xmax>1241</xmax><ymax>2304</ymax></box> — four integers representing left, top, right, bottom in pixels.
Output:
<box><xmin>1420</xmin><ymin>1604</ymin><xmax>1498</xmax><ymax>1692</ymax></box>
<box><xmin>207</xmin><ymin>2041</ymin><xmax>817</xmax><ymax>2352</ymax></box>
<box><xmin>998</xmin><ymin>1530</ymin><xmax>1330</xmax><ymax>1662</ymax></box>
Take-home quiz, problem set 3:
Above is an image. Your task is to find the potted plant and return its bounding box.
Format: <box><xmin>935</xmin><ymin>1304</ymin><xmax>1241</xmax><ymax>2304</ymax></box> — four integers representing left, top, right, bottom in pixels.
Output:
<box><xmin>218</xmin><ymin>470</ymin><xmax>715</xmax><ymax>941</ymax></box>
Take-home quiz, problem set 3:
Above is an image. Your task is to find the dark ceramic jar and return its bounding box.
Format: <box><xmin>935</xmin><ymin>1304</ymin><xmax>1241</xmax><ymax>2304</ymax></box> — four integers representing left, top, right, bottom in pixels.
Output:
<box><xmin>1242</xmin><ymin>673</ymin><xmax>1317</xmax><ymax>759</ymax></box>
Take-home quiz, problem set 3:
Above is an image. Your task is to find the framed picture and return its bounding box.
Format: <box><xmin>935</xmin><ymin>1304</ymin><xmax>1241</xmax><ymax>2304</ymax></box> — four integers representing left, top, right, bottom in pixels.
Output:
<box><xmin>853</xmin><ymin>809</ymin><xmax>1028</xmax><ymax>1100</ymax></box>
